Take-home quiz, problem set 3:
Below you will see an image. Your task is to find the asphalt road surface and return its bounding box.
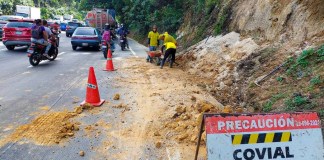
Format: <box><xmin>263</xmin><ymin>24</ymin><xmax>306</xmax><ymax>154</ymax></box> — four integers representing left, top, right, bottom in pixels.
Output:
<box><xmin>0</xmin><ymin>32</ymin><xmax>148</xmax><ymax>159</ymax></box>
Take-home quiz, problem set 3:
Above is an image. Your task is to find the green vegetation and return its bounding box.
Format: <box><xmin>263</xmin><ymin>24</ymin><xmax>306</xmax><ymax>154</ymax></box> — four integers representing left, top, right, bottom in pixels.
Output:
<box><xmin>284</xmin><ymin>95</ymin><xmax>317</xmax><ymax>111</ymax></box>
<box><xmin>310</xmin><ymin>75</ymin><xmax>322</xmax><ymax>86</ymax></box>
<box><xmin>0</xmin><ymin>0</ymin><xmax>83</xmax><ymax>20</ymax></box>
<box><xmin>262</xmin><ymin>93</ymin><xmax>286</xmax><ymax>112</ymax></box>
<box><xmin>319</xmin><ymin>109</ymin><xmax>324</xmax><ymax>118</ymax></box>
<box><xmin>205</xmin><ymin>0</ymin><xmax>220</xmax><ymax>14</ymax></box>
<box><xmin>285</xmin><ymin>48</ymin><xmax>315</xmax><ymax>76</ymax></box>
<box><xmin>214</xmin><ymin>13</ymin><xmax>226</xmax><ymax>35</ymax></box>
<box><xmin>318</xmin><ymin>45</ymin><xmax>324</xmax><ymax>61</ymax></box>
<box><xmin>275</xmin><ymin>46</ymin><xmax>324</xmax><ymax>112</ymax></box>
<box><xmin>79</xmin><ymin>0</ymin><xmax>186</xmax><ymax>41</ymax></box>
<box><xmin>276</xmin><ymin>76</ymin><xmax>283</xmax><ymax>82</ymax></box>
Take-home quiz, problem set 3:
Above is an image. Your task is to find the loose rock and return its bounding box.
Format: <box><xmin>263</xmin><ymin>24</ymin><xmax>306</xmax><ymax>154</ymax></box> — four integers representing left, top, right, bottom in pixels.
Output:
<box><xmin>155</xmin><ymin>141</ymin><xmax>162</xmax><ymax>148</ymax></box>
<box><xmin>74</xmin><ymin>106</ymin><xmax>83</xmax><ymax>114</ymax></box>
<box><xmin>113</xmin><ymin>94</ymin><xmax>120</xmax><ymax>100</ymax></box>
<box><xmin>222</xmin><ymin>105</ymin><xmax>233</xmax><ymax>113</ymax></box>
<box><xmin>79</xmin><ymin>150</ymin><xmax>85</xmax><ymax>156</ymax></box>
<box><xmin>154</xmin><ymin>131</ymin><xmax>161</xmax><ymax>136</ymax></box>
<box><xmin>178</xmin><ymin>134</ymin><xmax>189</xmax><ymax>141</ymax></box>
<box><xmin>175</xmin><ymin>106</ymin><xmax>186</xmax><ymax>114</ymax></box>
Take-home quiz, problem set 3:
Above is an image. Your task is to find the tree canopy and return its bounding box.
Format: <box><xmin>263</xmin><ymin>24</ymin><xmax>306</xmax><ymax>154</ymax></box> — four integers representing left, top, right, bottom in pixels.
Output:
<box><xmin>0</xmin><ymin>0</ymin><xmax>83</xmax><ymax>20</ymax></box>
<box><xmin>78</xmin><ymin>0</ymin><xmax>186</xmax><ymax>40</ymax></box>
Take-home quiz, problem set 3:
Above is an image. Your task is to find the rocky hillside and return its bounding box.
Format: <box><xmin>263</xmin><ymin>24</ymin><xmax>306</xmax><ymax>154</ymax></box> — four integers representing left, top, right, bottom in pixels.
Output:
<box><xmin>176</xmin><ymin>0</ymin><xmax>324</xmax><ymax>116</ymax></box>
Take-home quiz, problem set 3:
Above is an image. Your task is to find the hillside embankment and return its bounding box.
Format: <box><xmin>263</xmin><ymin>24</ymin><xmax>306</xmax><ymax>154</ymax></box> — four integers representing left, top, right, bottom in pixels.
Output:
<box><xmin>176</xmin><ymin>0</ymin><xmax>324</xmax><ymax>117</ymax></box>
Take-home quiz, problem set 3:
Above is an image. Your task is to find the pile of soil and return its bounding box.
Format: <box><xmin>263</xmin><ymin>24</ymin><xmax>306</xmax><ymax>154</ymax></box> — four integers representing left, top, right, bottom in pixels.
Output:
<box><xmin>0</xmin><ymin>111</ymin><xmax>79</xmax><ymax>146</ymax></box>
<box><xmin>104</xmin><ymin>57</ymin><xmax>229</xmax><ymax>159</ymax></box>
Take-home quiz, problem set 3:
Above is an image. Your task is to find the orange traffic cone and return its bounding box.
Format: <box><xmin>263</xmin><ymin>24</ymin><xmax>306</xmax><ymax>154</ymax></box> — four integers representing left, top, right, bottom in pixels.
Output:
<box><xmin>80</xmin><ymin>67</ymin><xmax>105</xmax><ymax>107</ymax></box>
<box><xmin>104</xmin><ymin>49</ymin><xmax>114</xmax><ymax>71</ymax></box>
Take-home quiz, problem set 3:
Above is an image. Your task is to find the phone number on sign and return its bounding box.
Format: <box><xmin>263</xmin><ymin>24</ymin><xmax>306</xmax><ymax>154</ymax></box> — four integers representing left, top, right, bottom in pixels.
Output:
<box><xmin>296</xmin><ymin>120</ymin><xmax>321</xmax><ymax>127</ymax></box>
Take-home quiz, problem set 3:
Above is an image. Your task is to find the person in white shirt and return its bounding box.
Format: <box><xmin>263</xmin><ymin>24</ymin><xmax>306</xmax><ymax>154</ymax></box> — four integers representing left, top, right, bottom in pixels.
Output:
<box><xmin>42</xmin><ymin>20</ymin><xmax>53</xmax><ymax>57</ymax></box>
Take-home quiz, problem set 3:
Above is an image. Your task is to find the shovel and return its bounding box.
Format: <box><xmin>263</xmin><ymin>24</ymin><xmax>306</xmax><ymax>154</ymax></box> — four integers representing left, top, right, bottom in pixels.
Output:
<box><xmin>254</xmin><ymin>62</ymin><xmax>286</xmax><ymax>86</ymax></box>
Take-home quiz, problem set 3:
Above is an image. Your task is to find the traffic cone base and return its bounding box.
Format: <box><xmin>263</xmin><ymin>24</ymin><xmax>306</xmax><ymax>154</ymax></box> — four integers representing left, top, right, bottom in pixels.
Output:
<box><xmin>80</xmin><ymin>99</ymin><xmax>105</xmax><ymax>107</ymax></box>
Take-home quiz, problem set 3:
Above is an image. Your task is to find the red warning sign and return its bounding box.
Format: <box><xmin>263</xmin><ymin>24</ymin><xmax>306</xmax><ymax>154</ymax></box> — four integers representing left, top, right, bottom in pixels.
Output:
<box><xmin>198</xmin><ymin>112</ymin><xmax>324</xmax><ymax>160</ymax></box>
<box><xmin>206</xmin><ymin>112</ymin><xmax>321</xmax><ymax>134</ymax></box>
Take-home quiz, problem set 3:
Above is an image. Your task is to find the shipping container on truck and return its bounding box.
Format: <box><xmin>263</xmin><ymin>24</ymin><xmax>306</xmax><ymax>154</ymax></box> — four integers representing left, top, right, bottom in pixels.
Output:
<box><xmin>16</xmin><ymin>5</ymin><xmax>40</xmax><ymax>19</ymax></box>
<box><xmin>30</xmin><ymin>7</ymin><xmax>40</xmax><ymax>19</ymax></box>
<box><xmin>85</xmin><ymin>8</ymin><xmax>116</xmax><ymax>32</ymax></box>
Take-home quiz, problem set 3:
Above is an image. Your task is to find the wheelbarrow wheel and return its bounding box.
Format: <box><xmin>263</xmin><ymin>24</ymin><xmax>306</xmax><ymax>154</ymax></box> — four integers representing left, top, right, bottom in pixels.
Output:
<box><xmin>156</xmin><ymin>57</ymin><xmax>162</xmax><ymax>66</ymax></box>
<box><xmin>155</xmin><ymin>57</ymin><xmax>160</xmax><ymax>66</ymax></box>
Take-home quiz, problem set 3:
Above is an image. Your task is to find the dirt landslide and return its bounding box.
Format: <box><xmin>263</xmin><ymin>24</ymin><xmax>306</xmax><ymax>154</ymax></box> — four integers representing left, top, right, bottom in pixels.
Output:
<box><xmin>0</xmin><ymin>104</ymin><xmax>97</xmax><ymax>147</ymax></box>
<box><xmin>0</xmin><ymin>111</ymin><xmax>78</xmax><ymax>146</ymax></box>
<box><xmin>98</xmin><ymin>57</ymin><xmax>236</xmax><ymax>159</ymax></box>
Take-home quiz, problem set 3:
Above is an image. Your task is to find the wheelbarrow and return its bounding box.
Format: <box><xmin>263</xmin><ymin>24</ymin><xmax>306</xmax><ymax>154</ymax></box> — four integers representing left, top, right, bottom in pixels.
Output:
<box><xmin>146</xmin><ymin>51</ymin><xmax>162</xmax><ymax>66</ymax></box>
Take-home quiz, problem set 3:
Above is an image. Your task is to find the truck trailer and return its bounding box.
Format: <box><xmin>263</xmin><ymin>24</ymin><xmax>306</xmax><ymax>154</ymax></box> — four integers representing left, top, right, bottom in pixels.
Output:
<box><xmin>85</xmin><ymin>8</ymin><xmax>116</xmax><ymax>31</ymax></box>
<box><xmin>16</xmin><ymin>5</ymin><xmax>40</xmax><ymax>19</ymax></box>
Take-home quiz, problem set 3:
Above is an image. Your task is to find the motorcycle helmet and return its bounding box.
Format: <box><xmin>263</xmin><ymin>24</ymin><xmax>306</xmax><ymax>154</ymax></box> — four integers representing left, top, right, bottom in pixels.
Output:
<box><xmin>104</xmin><ymin>23</ymin><xmax>110</xmax><ymax>31</ymax></box>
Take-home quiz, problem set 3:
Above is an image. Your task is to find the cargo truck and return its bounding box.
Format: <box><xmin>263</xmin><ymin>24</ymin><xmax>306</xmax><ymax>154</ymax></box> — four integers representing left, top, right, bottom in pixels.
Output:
<box><xmin>54</xmin><ymin>15</ymin><xmax>63</xmax><ymax>22</ymax></box>
<box><xmin>85</xmin><ymin>8</ymin><xmax>116</xmax><ymax>32</ymax></box>
<box><xmin>63</xmin><ymin>15</ymin><xmax>73</xmax><ymax>21</ymax></box>
<box><xmin>16</xmin><ymin>5</ymin><xmax>40</xmax><ymax>19</ymax></box>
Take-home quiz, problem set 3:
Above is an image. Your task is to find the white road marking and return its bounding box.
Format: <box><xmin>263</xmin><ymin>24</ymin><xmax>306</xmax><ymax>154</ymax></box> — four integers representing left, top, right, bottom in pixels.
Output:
<box><xmin>166</xmin><ymin>147</ymin><xmax>181</xmax><ymax>160</ymax></box>
<box><xmin>22</xmin><ymin>71</ymin><xmax>31</xmax><ymax>75</ymax></box>
<box><xmin>0</xmin><ymin>49</ymin><xmax>7</xmax><ymax>51</ymax></box>
<box><xmin>58</xmin><ymin>52</ymin><xmax>66</xmax><ymax>56</ymax></box>
<box><xmin>113</xmin><ymin>57</ymin><xmax>123</xmax><ymax>60</ymax></box>
<box><xmin>129</xmin><ymin>46</ymin><xmax>137</xmax><ymax>56</ymax></box>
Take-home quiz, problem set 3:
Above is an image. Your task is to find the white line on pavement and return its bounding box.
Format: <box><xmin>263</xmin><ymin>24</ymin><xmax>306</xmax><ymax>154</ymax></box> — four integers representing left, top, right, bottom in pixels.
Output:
<box><xmin>129</xmin><ymin>47</ymin><xmax>136</xmax><ymax>56</ymax></box>
<box><xmin>58</xmin><ymin>52</ymin><xmax>66</xmax><ymax>56</ymax></box>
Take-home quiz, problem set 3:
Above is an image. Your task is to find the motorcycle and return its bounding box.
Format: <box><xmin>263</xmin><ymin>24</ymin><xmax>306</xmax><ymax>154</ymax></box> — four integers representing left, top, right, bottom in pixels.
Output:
<box><xmin>120</xmin><ymin>34</ymin><xmax>127</xmax><ymax>51</ymax></box>
<box><xmin>51</xmin><ymin>29</ymin><xmax>60</xmax><ymax>47</ymax></box>
<box><xmin>27</xmin><ymin>39</ymin><xmax>58</xmax><ymax>66</ymax></box>
<box><xmin>110</xmin><ymin>29</ymin><xmax>117</xmax><ymax>41</ymax></box>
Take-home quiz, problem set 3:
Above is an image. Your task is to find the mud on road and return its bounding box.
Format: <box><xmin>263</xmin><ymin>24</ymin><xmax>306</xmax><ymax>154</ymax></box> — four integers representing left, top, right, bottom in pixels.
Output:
<box><xmin>105</xmin><ymin>57</ymin><xmax>225</xmax><ymax>159</ymax></box>
<box><xmin>0</xmin><ymin>56</ymin><xmax>228</xmax><ymax>159</ymax></box>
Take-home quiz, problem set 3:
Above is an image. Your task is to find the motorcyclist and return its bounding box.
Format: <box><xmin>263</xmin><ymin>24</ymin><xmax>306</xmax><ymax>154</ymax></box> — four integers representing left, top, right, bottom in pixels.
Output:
<box><xmin>53</xmin><ymin>22</ymin><xmax>60</xmax><ymax>32</ymax></box>
<box><xmin>31</xmin><ymin>19</ymin><xmax>50</xmax><ymax>58</ymax></box>
<box><xmin>109</xmin><ymin>24</ymin><xmax>117</xmax><ymax>40</ymax></box>
<box><xmin>42</xmin><ymin>20</ymin><xmax>54</xmax><ymax>49</ymax></box>
<box><xmin>102</xmin><ymin>23</ymin><xmax>115</xmax><ymax>51</ymax></box>
<box><xmin>117</xmin><ymin>24</ymin><xmax>129</xmax><ymax>48</ymax></box>
<box><xmin>146</xmin><ymin>25</ymin><xmax>159</xmax><ymax>62</ymax></box>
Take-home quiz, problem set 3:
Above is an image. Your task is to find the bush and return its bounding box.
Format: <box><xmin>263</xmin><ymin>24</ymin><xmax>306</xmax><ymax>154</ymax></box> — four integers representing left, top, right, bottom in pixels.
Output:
<box><xmin>262</xmin><ymin>93</ymin><xmax>286</xmax><ymax>112</ymax></box>
<box><xmin>284</xmin><ymin>95</ymin><xmax>316</xmax><ymax>111</ymax></box>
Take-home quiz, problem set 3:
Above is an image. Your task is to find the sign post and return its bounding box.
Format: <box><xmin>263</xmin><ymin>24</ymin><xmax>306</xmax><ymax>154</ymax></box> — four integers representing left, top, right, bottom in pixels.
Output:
<box><xmin>195</xmin><ymin>112</ymin><xmax>324</xmax><ymax>160</ymax></box>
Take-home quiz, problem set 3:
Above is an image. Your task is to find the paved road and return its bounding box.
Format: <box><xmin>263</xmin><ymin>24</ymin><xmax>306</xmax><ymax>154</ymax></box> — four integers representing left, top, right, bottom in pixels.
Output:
<box><xmin>0</xmin><ymin>32</ymin><xmax>148</xmax><ymax>159</ymax></box>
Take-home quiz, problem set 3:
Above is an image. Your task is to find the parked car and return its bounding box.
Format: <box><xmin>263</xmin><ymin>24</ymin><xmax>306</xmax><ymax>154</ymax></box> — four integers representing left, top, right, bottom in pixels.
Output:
<box><xmin>0</xmin><ymin>15</ymin><xmax>23</xmax><ymax>21</ymax></box>
<box><xmin>66</xmin><ymin>22</ymin><xmax>82</xmax><ymax>37</ymax></box>
<box><xmin>60</xmin><ymin>22</ymin><xmax>67</xmax><ymax>31</ymax></box>
<box><xmin>2</xmin><ymin>19</ymin><xmax>33</xmax><ymax>50</ymax></box>
<box><xmin>71</xmin><ymin>27</ymin><xmax>102</xmax><ymax>50</ymax></box>
<box><xmin>0</xmin><ymin>21</ymin><xmax>8</xmax><ymax>40</ymax></box>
